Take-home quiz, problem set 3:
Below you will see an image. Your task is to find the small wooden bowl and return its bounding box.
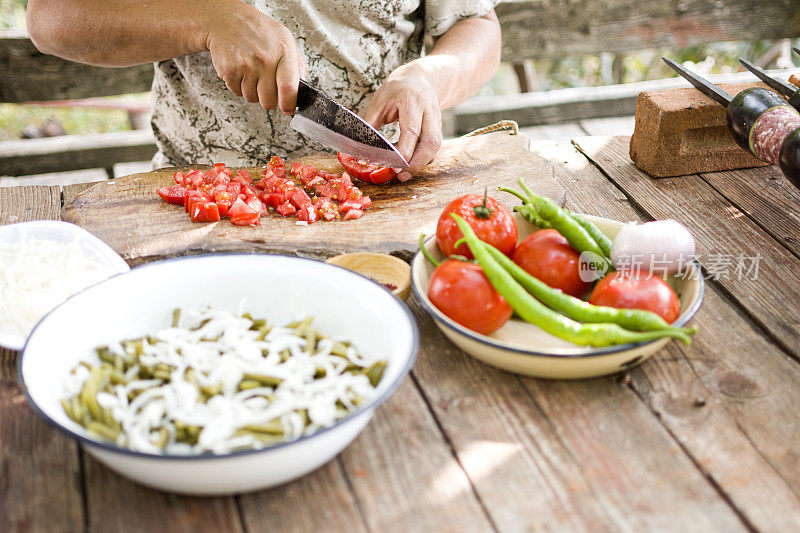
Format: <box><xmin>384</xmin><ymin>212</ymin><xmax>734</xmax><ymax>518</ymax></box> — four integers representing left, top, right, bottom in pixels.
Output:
<box><xmin>326</xmin><ymin>253</ymin><xmax>411</xmax><ymax>300</ymax></box>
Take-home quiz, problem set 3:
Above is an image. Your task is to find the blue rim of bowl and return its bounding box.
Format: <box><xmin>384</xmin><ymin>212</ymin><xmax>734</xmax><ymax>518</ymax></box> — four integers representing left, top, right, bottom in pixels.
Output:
<box><xmin>411</xmin><ymin>236</ymin><xmax>705</xmax><ymax>358</ymax></box>
<box><xmin>18</xmin><ymin>253</ymin><xmax>420</xmax><ymax>461</ymax></box>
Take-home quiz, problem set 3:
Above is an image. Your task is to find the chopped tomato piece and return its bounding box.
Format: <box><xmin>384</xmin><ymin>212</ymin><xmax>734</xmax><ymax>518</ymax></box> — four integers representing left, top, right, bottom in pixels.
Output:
<box><xmin>190</xmin><ymin>200</ymin><xmax>220</xmax><ymax>223</ymax></box>
<box><xmin>173</xmin><ymin>171</ymin><xmax>185</xmax><ymax>185</ymax></box>
<box><xmin>337</xmin><ymin>153</ymin><xmax>398</xmax><ymax>184</ymax></box>
<box><xmin>343</xmin><ymin>208</ymin><xmax>364</xmax><ymax>220</ymax></box>
<box><xmin>313</xmin><ymin>181</ymin><xmax>338</xmax><ymax>199</ymax></box>
<box><xmin>157</xmin><ymin>185</ymin><xmax>188</xmax><ymax>205</ymax></box>
<box><xmin>289</xmin><ymin>188</ymin><xmax>313</xmax><ymax>210</ymax></box>
<box><xmin>246</xmin><ymin>196</ymin><xmax>266</xmax><ymax>214</ymax></box>
<box><xmin>231</xmin><ymin>212</ymin><xmax>260</xmax><ymax>226</ymax></box>
<box><xmin>289</xmin><ymin>162</ymin><xmax>302</xmax><ymax>175</ymax></box>
<box><xmin>297</xmin><ymin>204</ymin><xmax>319</xmax><ymax>224</ymax></box>
<box><xmin>228</xmin><ymin>197</ymin><xmax>256</xmax><ymax>218</ymax></box>
<box><xmin>226</xmin><ymin>182</ymin><xmax>242</xmax><ymax>196</ymax></box>
<box><xmin>184</xmin><ymin>190</ymin><xmax>206</xmax><ymax>212</ymax></box>
<box><xmin>313</xmin><ymin>197</ymin><xmax>338</xmax><ymax>221</ymax></box>
<box><xmin>276</xmin><ymin>201</ymin><xmax>297</xmax><ymax>216</ymax></box>
<box><xmin>267</xmin><ymin>155</ymin><xmax>286</xmax><ymax>179</ymax></box>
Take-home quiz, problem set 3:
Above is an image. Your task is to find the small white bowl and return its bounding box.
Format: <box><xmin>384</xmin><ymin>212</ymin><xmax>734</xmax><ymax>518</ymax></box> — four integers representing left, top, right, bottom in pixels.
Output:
<box><xmin>20</xmin><ymin>254</ymin><xmax>418</xmax><ymax>495</ymax></box>
<box><xmin>411</xmin><ymin>214</ymin><xmax>704</xmax><ymax>379</ymax></box>
<box><xmin>0</xmin><ymin>221</ymin><xmax>130</xmax><ymax>351</ymax></box>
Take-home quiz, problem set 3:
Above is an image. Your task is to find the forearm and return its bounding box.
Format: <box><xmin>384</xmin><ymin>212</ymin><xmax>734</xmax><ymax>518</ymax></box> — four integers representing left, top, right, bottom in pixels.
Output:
<box><xmin>401</xmin><ymin>10</ymin><xmax>501</xmax><ymax>109</ymax></box>
<box><xmin>27</xmin><ymin>0</ymin><xmax>229</xmax><ymax>66</ymax></box>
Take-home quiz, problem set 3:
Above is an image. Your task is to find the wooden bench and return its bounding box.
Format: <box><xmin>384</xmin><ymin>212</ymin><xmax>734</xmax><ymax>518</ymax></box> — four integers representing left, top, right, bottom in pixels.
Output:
<box><xmin>2</xmin><ymin>0</ymin><xmax>800</xmax><ymax>175</ymax></box>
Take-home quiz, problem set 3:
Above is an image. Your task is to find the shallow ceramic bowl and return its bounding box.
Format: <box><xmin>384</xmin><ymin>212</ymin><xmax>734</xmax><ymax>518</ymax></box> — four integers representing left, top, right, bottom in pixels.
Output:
<box><xmin>411</xmin><ymin>214</ymin><xmax>704</xmax><ymax>379</ymax></box>
<box><xmin>326</xmin><ymin>252</ymin><xmax>411</xmax><ymax>300</ymax></box>
<box><xmin>0</xmin><ymin>221</ymin><xmax>130</xmax><ymax>351</ymax></box>
<box><xmin>20</xmin><ymin>254</ymin><xmax>418</xmax><ymax>495</ymax></box>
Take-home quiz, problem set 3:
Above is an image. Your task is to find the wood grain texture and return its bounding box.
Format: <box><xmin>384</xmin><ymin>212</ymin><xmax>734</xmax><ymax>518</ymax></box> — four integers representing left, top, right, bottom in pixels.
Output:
<box><xmin>572</xmin><ymin>135</ymin><xmax>800</xmax><ymax>360</ymax></box>
<box><xmin>534</xmin><ymin>141</ymin><xmax>800</xmax><ymax>530</ymax></box>
<box><xmin>62</xmin><ymin>132</ymin><xmax>563</xmax><ymax>264</ymax></box>
<box><xmin>338</xmin><ymin>378</ymin><xmax>493</xmax><ymax>533</ymax></box>
<box><xmin>496</xmin><ymin>0</ymin><xmax>800</xmax><ymax>62</ymax></box>
<box><xmin>698</xmin><ymin>165</ymin><xmax>800</xmax><ymax>259</ymax></box>
<box><xmin>0</xmin><ymin>187</ymin><xmax>85</xmax><ymax>533</ymax></box>
<box><xmin>454</xmin><ymin>69</ymin><xmax>800</xmax><ymax>133</ymax></box>
<box><xmin>0</xmin><ymin>31</ymin><xmax>154</xmax><ymax>103</ymax></box>
<box><xmin>240</xmin><ymin>379</ymin><xmax>492</xmax><ymax>533</ymax></box>
<box><xmin>0</xmin><ymin>130</ymin><xmax>157</xmax><ymax>177</ymax></box>
<box><xmin>238</xmin><ymin>460</ymin><xmax>367</xmax><ymax>533</ymax></box>
<box><xmin>0</xmin><ymin>185</ymin><xmax>61</xmax><ymax>223</ymax></box>
<box><xmin>407</xmin><ymin>296</ymin><xmax>745</xmax><ymax>532</ymax></box>
<box><xmin>82</xmin><ymin>453</ymin><xmax>242</xmax><ymax>533</ymax></box>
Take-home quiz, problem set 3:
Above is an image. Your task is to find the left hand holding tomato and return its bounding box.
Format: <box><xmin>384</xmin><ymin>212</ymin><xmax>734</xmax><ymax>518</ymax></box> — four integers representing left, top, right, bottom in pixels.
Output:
<box><xmin>363</xmin><ymin>63</ymin><xmax>443</xmax><ymax>182</ymax></box>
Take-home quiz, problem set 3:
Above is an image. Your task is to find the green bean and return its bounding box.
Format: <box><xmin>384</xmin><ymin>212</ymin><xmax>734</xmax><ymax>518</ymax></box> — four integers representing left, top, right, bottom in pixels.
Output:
<box><xmin>171</xmin><ymin>308</ymin><xmax>181</xmax><ymax>327</ymax></box>
<box><xmin>243</xmin><ymin>373</ymin><xmax>282</xmax><ymax>387</ymax></box>
<box><xmin>255</xmin><ymin>325</ymin><xmax>271</xmax><ymax>341</ymax></box>
<box><xmin>241</xmin><ymin>420</ymin><xmax>284</xmax><ymax>435</ymax></box>
<box><xmin>152</xmin><ymin>428</ymin><xmax>169</xmax><ymax>449</ymax></box>
<box><xmin>238</xmin><ymin>379</ymin><xmax>262</xmax><ymax>390</ymax></box>
<box><xmin>87</xmin><ymin>421</ymin><xmax>120</xmax><ymax>442</ymax></box>
<box><xmin>483</xmin><ymin>243</ymin><xmax>694</xmax><ymax>335</ymax></box>
<box><xmin>362</xmin><ymin>361</ymin><xmax>386</xmax><ymax>387</ymax></box>
<box><xmin>249</xmin><ymin>318</ymin><xmax>267</xmax><ymax>330</ymax></box>
<box><xmin>331</xmin><ymin>342</ymin><xmax>349</xmax><ymax>357</ymax></box>
<box><xmin>452</xmin><ymin>214</ymin><xmax>692</xmax><ymax>346</ymax></box>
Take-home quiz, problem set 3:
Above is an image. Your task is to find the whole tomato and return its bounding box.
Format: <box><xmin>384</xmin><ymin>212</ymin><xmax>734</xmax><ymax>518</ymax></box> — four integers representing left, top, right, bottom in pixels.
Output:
<box><xmin>428</xmin><ymin>260</ymin><xmax>512</xmax><ymax>335</ymax></box>
<box><xmin>436</xmin><ymin>192</ymin><xmax>517</xmax><ymax>259</ymax></box>
<box><xmin>589</xmin><ymin>271</ymin><xmax>681</xmax><ymax>323</ymax></box>
<box><xmin>512</xmin><ymin>229</ymin><xmax>592</xmax><ymax>298</ymax></box>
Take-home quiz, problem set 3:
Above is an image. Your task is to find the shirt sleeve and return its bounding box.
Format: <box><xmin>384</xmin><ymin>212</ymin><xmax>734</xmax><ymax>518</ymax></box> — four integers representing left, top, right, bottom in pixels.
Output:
<box><xmin>424</xmin><ymin>0</ymin><xmax>500</xmax><ymax>37</ymax></box>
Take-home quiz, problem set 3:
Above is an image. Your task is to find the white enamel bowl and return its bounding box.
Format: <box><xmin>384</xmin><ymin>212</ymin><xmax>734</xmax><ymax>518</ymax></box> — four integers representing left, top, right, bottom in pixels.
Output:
<box><xmin>0</xmin><ymin>221</ymin><xmax>130</xmax><ymax>351</ymax></box>
<box><xmin>20</xmin><ymin>254</ymin><xmax>418</xmax><ymax>495</ymax></box>
<box><xmin>412</xmin><ymin>214</ymin><xmax>704</xmax><ymax>379</ymax></box>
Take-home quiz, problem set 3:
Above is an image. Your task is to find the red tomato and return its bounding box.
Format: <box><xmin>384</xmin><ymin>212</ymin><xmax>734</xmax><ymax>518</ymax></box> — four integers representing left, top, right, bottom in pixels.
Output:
<box><xmin>228</xmin><ymin>197</ymin><xmax>256</xmax><ymax>218</ymax></box>
<box><xmin>231</xmin><ymin>212</ymin><xmax>260</xmax><ymax>226</ymax></box>
<box><xmin>589</xmin><ymin>271</ymin><xmax>681</xmax><ymax>323</ymax></box>
<box><xmin>337</xmin><ymin>153</ymin><xmax>397</xmax><ymax>184</ymax></box>
<box><xmin>436</xmin><ymin>193</ymin><xmax>517</xmax><ymax>259</ymax></box>
<box><xmin>189</xmin><ymin>200</ymin><xmax>220</xmax><ymax>223</ymax></box>
<box><xmin>511</xmin><ymin>229</ymin><xmax>592</xmax><ymax>298</ymax></box>
<box><xmin>157</xmin><ymin>185</ymin><xmax>188</xmax><ymax>205</ymax></box>
<box><xmin>428</xmin><ymin>260</ymin><xmax>512</xmax><ymax>335</ymax></box>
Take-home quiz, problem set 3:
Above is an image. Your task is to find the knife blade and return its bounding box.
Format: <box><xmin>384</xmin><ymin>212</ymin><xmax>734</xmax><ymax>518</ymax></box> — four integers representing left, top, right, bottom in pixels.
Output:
<box><xmin>662</xmin><ymin>57</ymin><xmax>733</xmax><ymax>107</ymax></box>
<box><xmin>739</xmin><ymin>58</ymin><xmax>798</xmax><ymax>97</ymax></box>
<box><xmin>290</xmin><ymin>80</ymin><xmax>409</xmax><ymax>168</ymax></box>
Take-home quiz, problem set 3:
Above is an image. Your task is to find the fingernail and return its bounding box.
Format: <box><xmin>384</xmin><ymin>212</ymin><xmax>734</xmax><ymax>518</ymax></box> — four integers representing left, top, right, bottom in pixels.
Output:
<box><xmin>398</xmin><ymin>172</ymin><xmax>412</xmax><ymax>182</ymax></box>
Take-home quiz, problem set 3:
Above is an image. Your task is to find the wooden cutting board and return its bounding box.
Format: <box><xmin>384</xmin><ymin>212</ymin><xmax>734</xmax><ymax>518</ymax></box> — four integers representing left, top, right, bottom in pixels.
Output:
<box><xmin>63</xmin><ymin>130</ymin><xmax>563</xmax><ymax>264</ymax></box>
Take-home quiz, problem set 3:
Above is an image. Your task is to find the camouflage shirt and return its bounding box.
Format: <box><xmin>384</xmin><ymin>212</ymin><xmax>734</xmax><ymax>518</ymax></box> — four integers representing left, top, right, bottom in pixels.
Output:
<box><xmin>150</xmin><ymin>0</ymin><xmax>497</xmax><ymax>168</ymax></box>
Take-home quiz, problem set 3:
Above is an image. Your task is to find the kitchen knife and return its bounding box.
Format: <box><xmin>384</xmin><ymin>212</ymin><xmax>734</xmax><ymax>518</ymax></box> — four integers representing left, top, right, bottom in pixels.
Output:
<box><xmin>290</xmin><ymin>80</ymin><xmax>409</xmax><ymax>168</ymax></box>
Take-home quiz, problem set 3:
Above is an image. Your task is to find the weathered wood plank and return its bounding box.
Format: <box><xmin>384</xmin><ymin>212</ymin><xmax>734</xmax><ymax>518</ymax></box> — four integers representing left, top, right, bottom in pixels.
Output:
<box><xmin>496</xmin><ymin>0</ymin><xmax>800</xmax><ymax>63</ymax></box>
<box><xmin>82</xmin><ymin>453</ymin><xmax>243</xmax><ymax>533</ymax></box>
<box><xmin>61</xmin><ymin>132</ymin><xmax>563</xmax><ymax>264</ymax></box>
<box><xmin>578</xmin><ymin>116</ymin><xmax>636</xmax><ymax>137</ymax></box>
<box><xmin>0</xmin><ymin>30</ymin><xmax>154</xmax><ymax>103</ymax></box>
<box><xmin>0</xmin><ymin>130</ymin><xmax>157</xmax><ymax>177</ymax></box>
<box><xmin>0</xmin><ymin>189</ymin><xmax>85</xmax><ymax>533</ymax></box>
<box><xmin>519</xmin><ymin>122</ymin><xmax>584</xmax><ymax>141</ymax></box>
<box><xmin>531</xmin><ymin>140</ymin><xmax>800</xmax><ymax>529</ymax></box>
<box><xmin>572</xmin><ymin>136</ymin><xmax>800</xmax><ymax>359</ymax></box>
<box><xmin>239</xmin><ymin>460</ymin><xmax>368</xmax><ymax>533</ymax></box>
<box><xmin>0</xmin><ymin>185</ymin><xmax>61</xmax><ymax>223</ymax></box>
<box><xmin>408</xmin><ymin>295</ymin><xmax>747</xmax><ymax>532</ymax></box>
<box><xmin>698</xmin><ymin>165</ymin><xmax>800</xmax><ymax>259</ymax></box>
<box><xmin>454</xmin><ymin>69</ymin><xmax>800</xmax><ymax>133</ymax></box>
<box><xmin>240</xmin><ymin>379</ymin><xmax>492</xmax><ymax>533</ymax></box>
<box><xmin>338</xmin><ymin>378</ymin><xmax>493</xmax><ymax>533</ymax></box>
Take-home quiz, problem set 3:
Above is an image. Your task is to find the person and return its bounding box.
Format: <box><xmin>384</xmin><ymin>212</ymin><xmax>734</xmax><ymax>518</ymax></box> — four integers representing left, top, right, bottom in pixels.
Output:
<box><xmin>26</xmin><ymin>0</ymin><xmax>501</xmax><ymax>181</ymax></box>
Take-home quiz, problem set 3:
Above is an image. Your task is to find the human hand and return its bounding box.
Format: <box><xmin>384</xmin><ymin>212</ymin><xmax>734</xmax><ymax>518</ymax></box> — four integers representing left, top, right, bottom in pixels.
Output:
<box><xmin>364</xmin><ymin>63</ymin><xmax>443</xmax><ymax>181</ymax></box>
<box><xmin>204</xmin><ymin>1</ymin><xmax>306</xmax><ymax>114</ymax></box>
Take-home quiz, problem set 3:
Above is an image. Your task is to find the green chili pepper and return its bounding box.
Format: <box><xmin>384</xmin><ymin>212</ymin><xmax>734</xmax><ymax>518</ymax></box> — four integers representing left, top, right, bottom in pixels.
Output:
<box><xmin>565</xmin><ymin>210</ymin><xmax>613</xmax><ymax>259</ymax></box>
<box><xmin>452</xmin><ymin>214</ymin><xmax>692</xmax><ymax>346</ymax></box>
<box><xmin>483</xmin><ymin>243</ymin><xmax>694</xmax><ymax>336</ymax></box>
<box><xmin>418</xmin><ymin>234</ymin><xmax>441</xmax><ymax>267</ymax></box>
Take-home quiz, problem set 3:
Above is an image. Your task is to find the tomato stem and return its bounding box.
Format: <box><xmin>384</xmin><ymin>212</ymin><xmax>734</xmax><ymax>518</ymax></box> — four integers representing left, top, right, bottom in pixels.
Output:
<box><xmin>473</xmin><ymin>188</ymin><xmax>492</xmax><ymax>219</ymax></box>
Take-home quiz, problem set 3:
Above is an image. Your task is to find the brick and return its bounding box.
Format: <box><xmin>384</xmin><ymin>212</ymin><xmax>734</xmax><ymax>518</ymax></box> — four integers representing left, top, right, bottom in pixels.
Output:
<box><xmin>630</xmin><ymin>82</ymin><xmax>771</xmax><ymax>177</ymax></box>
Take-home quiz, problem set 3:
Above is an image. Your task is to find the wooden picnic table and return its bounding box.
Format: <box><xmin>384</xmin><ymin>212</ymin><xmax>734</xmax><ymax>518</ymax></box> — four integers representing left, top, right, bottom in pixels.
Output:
<box><xmin>2</xmin><ymin>134</ymin><xmax>800</xmax><ymax>532</ymax></box>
